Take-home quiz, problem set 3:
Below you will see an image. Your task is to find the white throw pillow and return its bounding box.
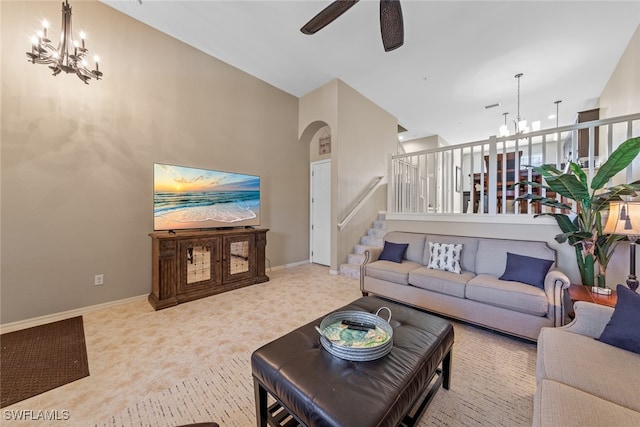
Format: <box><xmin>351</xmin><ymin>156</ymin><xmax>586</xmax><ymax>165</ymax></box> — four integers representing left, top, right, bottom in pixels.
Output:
<box><xmin>427</xmin><ymin>242</ymin><xmax>463</xmax><ymax>274</ymax></box>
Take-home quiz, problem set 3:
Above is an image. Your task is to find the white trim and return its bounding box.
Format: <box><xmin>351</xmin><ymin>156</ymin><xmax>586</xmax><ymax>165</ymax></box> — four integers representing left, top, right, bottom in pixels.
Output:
<box><xmin>269</xmin><ymin>260</ymin><xmax>310</xmax><ymax>271</ymax></box>
<box><xmin>0</xmin><ymin>294</ymin><xmax>148</xmax><ymax>334</ymax></box>
<box><xmin>310</xmin><ymin>159</ymin><xmax>331</xmax><ymax>266</ymax></box>
<box><xmin>0</xmin><ymin>262</ymin><xmax>318</xmax><ymax>334</ymax></box>
<box><xmin>385</xmin><ymin>212</ymin><xmax>558</xmax><ymax>225</ymax></box>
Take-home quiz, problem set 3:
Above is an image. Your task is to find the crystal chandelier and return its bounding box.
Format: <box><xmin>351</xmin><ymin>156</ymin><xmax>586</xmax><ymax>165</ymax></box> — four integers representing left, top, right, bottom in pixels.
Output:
<box><xmin>26</xmin><ymin>0</ymin><xmax>103</xmax><ymax>84</ymax></box>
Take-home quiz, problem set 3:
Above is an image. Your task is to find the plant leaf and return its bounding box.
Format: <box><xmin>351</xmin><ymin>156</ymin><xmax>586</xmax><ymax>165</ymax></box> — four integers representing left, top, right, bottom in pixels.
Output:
<box><xmin>545</xmin><ymin>174</ymin><xmax>590</xmax><ymax>201</ymax></box>
<box><xmin>518</xmin><ymin>194</ymin><xmax>574</xmax><ymax>211</ymax></box>
<box><xmin>570</xmin><ymin>162</ymin><xmax>588</xmax><ymax>187</ymax></box>
<box><xmin>550</xmin><ymin>213</ymin><xmax>578</xmax><ymax>234</ymax></box>
<box><xmin>591</xmin><ymin>137</ymin><xmax>640</xmax><ymax>190</ymax></box>
<box><xmin>532</xmin><ymin>164</ymin><xmax>563</xmax><ymax>178</ymax></box>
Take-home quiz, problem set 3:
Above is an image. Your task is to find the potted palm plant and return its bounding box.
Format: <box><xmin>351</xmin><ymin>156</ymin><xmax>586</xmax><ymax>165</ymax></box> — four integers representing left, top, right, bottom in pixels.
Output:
<box><xmin>517</xmin><ymin>136</ymin><xmax>640</xmax><ymax>287</ymax></box>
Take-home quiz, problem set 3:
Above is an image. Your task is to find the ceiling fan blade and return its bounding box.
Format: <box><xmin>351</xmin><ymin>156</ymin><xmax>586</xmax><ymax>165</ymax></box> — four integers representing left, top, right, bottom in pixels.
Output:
<box><xmin>380</xmin><ymin>0</ymin><xmax>404</xmax><ymax>52</ymax></box>
<box><xmin>301</xmin><ymin>0</ymin><xmax>360</xmax><ymax>35</ymax></box>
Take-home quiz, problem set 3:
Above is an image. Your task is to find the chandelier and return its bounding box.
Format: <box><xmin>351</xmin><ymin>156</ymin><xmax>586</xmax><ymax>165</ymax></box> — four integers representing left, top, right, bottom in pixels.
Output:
<box><xmin>26</xmin><ymin>0</ymin><xmax>103</xmax><ymax>84</ymax></box>
<box><xmin>499</xmin><ymin>73</ymin><xmax>540</xmax><ymax>137</ymax></box>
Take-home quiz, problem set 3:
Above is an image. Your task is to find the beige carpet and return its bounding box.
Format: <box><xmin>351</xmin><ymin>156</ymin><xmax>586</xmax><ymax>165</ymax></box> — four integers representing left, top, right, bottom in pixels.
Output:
<box><xmin>2</xmin><ymin>264</ymin><xmax>537</xmax><ymax>426</ymax></box>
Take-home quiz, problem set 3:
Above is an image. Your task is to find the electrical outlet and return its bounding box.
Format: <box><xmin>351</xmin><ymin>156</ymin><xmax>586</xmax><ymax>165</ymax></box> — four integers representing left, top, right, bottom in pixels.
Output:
<box><xmin>94</xmin><ymin>274</ymin><xmax>104</xmax><ymax>286</ymax></box>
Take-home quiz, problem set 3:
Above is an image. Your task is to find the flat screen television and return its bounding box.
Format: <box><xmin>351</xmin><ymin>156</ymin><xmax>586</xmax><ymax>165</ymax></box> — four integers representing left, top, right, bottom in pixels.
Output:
<box><xmin>153</xmin><ymin>163</ymin><xmax>260</xmax><ymax>231</ymax></box>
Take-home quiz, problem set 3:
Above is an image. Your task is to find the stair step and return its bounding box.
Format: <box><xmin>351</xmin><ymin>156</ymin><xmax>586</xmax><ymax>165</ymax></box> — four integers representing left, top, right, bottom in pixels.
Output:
<box><xmin>339</xmin><ymin>213</ymin><xmax>387</xmax><ymax>279</ymax></box>
<box><xmin>353</xmin><ymin>244</ymin><xmax>377</xmax><ymax>255</ymax></box>
<box><xmin>347</xmin><ymin>253</ymin><xmax>366</xmax><ymax>265</ymax></box>
<box><xmin>367</xmin><ymin>228</ymin><xmax>387</xmax><ymax>237</ymax></box>
<box><xmin>361</xmin><ymin>235</ymin><xmax>384</xmax><ymax>247</ymax></box>
<box><xmin>339</xmin><ymin>263</ymin><xmax>361</xmax><ymax>279</ymax></box>
<box><xmin>372</xmin><ymin>220</ymin><xmax>387</xmax><ymax>230</ymax></box>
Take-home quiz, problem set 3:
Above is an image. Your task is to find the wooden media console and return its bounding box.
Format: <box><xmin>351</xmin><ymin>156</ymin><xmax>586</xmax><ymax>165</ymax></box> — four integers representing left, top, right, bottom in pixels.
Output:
<box><xmin>148</xmin><ymin>228</ymin><xmax>268</xmax><ymax>310</ymax></box>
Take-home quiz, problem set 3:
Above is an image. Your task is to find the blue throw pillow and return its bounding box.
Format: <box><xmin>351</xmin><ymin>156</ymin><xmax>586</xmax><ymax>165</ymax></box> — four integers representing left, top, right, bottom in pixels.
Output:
<box><xmin>598</xmin><ymin>285</ymin><xmax>640</xmax><ymax>354</ymax></box>
<box><xmin>379</xmin><ymin>241</ymin><xmax>409</xmax><ymax>263</ymax></box>
<box><xmin>498</xmin><ymin>252</ymin><xmax>553</xmax><ymax>289</ymax></box>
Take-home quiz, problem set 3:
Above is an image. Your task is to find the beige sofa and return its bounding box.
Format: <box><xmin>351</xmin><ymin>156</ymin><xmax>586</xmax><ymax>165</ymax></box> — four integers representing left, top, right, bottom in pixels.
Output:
<box><xmin>360</xmin><ymin>231</ymin><xmax>570</xmax><ymax>341</ymax></box>
<box><xmin>534</xmin><ymin>301</ymin><xmax>640</xmax><ymax>426</ymax></box>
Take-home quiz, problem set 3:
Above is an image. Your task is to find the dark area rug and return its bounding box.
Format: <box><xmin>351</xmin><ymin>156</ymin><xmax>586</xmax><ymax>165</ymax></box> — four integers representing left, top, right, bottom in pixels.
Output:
<box><xmin>1</xmin><ymin>316</ymin><xmax>89</xmax><ymax>408</ymax></box>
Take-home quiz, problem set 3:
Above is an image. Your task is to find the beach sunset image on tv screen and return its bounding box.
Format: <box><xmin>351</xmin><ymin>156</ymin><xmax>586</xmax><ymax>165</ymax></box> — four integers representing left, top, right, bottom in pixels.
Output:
<box><xmin>153</xmin><ymin>163</ymin><xmax>260</xmax><ymax>231</ymax></box>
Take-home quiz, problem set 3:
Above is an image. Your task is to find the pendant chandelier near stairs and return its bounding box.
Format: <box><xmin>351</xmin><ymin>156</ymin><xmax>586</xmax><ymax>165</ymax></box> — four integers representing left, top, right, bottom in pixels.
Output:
<box><xmin>26</xmin><ymin>0</ymin><xmax>103</xmax><ymax>84</ymax></box>
<box><xmin>499</xmin><ymin>73</ymin><xmax>540</xmax><ymax>137</ymax></box>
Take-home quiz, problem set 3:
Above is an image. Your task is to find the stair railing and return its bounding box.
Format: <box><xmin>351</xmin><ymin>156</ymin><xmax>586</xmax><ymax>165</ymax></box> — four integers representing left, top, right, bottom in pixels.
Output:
<box><xmin>388</xmin><ymin>112</ymin><xmax>640</xmax><ymax>216</ymax></box>
<box><xmin>338</xmin><ymin>176</ymin><xmax>386</xmax><ymax>231</ymax></box>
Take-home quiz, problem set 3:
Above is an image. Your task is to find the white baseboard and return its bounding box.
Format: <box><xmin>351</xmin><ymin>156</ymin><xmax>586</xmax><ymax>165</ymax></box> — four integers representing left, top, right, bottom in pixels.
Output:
<box><xmin>0</xmin><ymin>294</ymin><xmax>148</xmax><ymax>334</ymax></box>
<box><xmin>269</xmin><ymin>260</ymin><xmax>310</xmax><ymax>271</ymax></box>
<box><xmin>1</xmin><ymin>262</ymin><xmax>322</xmax><ymax>334</ymax></box>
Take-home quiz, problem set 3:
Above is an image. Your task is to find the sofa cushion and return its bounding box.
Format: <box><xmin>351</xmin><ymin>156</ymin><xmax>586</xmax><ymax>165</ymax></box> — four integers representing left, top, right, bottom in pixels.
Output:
<box><xmin>598</xmin><ymin>285</ymin><xmax>640</xmax><ymax>354</ymax></box>
<box><xmin>537</xmin><ymin>327</ymin><xmax>640</xmax><ymax>413</ymax></box>
<box><xmin>384</xmin><ymin>232</ymin><xmax>426</xmax><ymax>264</ymax></box>
<box><xmin>426</xmin><ymin>242</ymin><xmax>462</xmax><ymax>273</ymax></box>
<box><xmin>499</xmin><ymin>252</ymin><xmax>553</xmax><ymax>289</ymax></box>
<box><xmin>466</xmin><ymin>274</ymin><xmax>548</xmax><ymax>316</ymax></box>
<box><xmin>365</xmin><ymin>260</ymin><xmax>422</xmax><ymax>286</ymax></box>
<box><xmin>533</xmin><ymin>379</ymin><xmax>640</xmax><ymax>427</ymax></box>
<box><xmin>408</xmin><ymin>267</ymin><xmax>475</xmax><ymax>298</ymax></box>
<box><xmin>475</xmin><ymin>239</ymin><xmax>555</xmax><ymax>278</ymax></box>
<box><xmin>379</xmin><ymin>241</ymin><xmax>409</xmax><ymax>263</ymax></box>
<box><xmin>424</xmin><ymin>235</ymin><xmax>479</xmax><ymax>273</ymax></box>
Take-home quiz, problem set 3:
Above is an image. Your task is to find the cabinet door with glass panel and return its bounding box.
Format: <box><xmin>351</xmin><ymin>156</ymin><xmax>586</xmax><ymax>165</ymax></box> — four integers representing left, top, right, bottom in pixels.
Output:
<box><xmin>223</xmin><ymin>233</ymin><xmax>256</xmax><ymax>282</ymax></box>
<box><xmin>179</xmin><ymin>237</ymin><xmax>222</xmax><ymax>293</ymax></box>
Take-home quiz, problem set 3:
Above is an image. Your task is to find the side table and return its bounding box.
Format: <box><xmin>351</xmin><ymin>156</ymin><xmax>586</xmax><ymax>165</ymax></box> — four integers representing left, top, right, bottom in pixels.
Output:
<box><xmin>567</xmin><ymin>284</ymin><xmax>617</xmax><ymax>319</ymax></box>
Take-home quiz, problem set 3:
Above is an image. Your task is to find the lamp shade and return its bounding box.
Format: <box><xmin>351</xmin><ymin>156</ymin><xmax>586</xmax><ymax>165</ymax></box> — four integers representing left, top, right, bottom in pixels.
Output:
<box><xmin>603</xmin><ymin>201</ymin><xmax>640</xmax><ymax>236</ymax></box>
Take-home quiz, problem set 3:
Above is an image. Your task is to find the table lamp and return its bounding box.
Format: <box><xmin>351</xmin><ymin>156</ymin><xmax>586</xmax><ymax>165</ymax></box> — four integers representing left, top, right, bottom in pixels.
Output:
<box><xmin>603</xmin><ymin>201</ymin><xmax>640</xmax><ymax>292</ymax></box>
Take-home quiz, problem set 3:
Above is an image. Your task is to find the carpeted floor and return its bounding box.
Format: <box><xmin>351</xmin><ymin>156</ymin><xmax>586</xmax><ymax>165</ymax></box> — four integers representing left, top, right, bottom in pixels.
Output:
<box><xmin>1</xmin><ymin>264</ymin><xmax>537</xmax><ymax>426</ymax></box>
<box><xmin>0</xmin><ymin>316</ymin><xmax>89</xmax><ymax>408</ymax></box>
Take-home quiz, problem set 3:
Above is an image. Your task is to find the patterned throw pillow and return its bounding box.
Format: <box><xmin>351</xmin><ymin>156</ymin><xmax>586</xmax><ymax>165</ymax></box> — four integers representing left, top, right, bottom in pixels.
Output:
<box><xmin>427</xmin><ymin>242</ymin><xmax>463</xmax><ymax>274</ymax></box>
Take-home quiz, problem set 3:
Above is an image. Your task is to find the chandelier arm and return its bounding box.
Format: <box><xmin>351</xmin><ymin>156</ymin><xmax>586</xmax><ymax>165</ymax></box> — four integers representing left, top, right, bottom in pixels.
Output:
<box><xmin>25</xmin><ymin>0</ymin><xmax>103</xmax><ymax>84</ymax></box>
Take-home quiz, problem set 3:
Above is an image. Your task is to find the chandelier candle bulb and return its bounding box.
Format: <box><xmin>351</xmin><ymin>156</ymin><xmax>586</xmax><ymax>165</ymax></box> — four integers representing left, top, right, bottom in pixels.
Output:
<box><xmin>25</xmin><ymin>0</ymin><xmax>103</xmax><ymax>83</ymax></box>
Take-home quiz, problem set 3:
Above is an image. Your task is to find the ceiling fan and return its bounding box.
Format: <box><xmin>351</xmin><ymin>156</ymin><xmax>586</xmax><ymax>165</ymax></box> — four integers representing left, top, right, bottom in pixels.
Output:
<box><xmin>300</xmin><ymin>0</ymin><xmax>404</xmax><ymax>52</ymax></box>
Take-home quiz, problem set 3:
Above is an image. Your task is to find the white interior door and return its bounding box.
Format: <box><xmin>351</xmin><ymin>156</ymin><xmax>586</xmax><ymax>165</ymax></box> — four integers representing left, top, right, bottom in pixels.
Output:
<box><xmin>311</xmin><ymin>160</ymin><xmax>331</xmax><ymax>266</ymax></box>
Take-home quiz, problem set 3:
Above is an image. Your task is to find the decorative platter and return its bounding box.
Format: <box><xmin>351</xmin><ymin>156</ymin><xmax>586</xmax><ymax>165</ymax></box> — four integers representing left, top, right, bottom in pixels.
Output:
<box><xmin>316</xmin><ymin>307</ymin><xmax>393</xmax><ymax>362</ymax></box>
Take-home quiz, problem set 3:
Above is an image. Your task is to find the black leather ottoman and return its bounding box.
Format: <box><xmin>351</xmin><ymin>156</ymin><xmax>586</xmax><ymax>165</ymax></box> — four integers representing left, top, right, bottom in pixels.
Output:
<box><xmin>251</xmin><ymin>296</ymin><xmax>454</xmax><ymax>427</ymax></box>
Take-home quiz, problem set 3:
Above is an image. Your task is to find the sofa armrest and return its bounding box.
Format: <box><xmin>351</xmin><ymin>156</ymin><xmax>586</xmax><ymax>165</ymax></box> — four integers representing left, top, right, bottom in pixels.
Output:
<box><xmin>544</xmin><ymin>268</ymin><xmax>570</xmax><ymax>292</ymax></box>
<box><xmin>360</xmin><ymin>247</ymin><xmax>383</xmax><ymax>290</ymax></box>
<box><xmin>363</xmin><ymin>247</ymin><xmax>383</xmax><ymax>264</ymax></box>
<box><xmin>543</xmin><ymin>268</ymin><xmax>570</xmax><ymax>327</ymax></box>
<box><xmin>560</xmin><ymin>301</ymin><xmax>614</xmax><ymax>338</ymax></box>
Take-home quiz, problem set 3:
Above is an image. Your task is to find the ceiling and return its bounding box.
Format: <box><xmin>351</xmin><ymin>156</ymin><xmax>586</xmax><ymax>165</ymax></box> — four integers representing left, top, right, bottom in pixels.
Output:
<box><xmin>102</xmin><ymin>1</ymin><xmax>640</xmax><ymax>145</ymax></box>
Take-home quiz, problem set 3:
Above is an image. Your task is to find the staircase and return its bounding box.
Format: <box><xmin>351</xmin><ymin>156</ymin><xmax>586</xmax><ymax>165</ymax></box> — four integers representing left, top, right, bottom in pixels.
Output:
<box><xmin>339</xmin><ymin>213</ymin><xmax>387</xmax><ymax>279</ymax></box>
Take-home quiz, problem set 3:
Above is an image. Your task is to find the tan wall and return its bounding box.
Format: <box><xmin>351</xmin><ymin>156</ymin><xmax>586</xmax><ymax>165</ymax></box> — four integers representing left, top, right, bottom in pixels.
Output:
<box><xmin>309</xmin><ymin>126</ymin><xmax>332</xmax><ymax>164</ymax></box>
<box><xmin>335</xmin><ymin>81</ymin><xmax>397</xmax><ymax>269</ymax></box>
<box><xmin>401</xmin><ymin>135</ymin><xmax>445</xmax><ymax>153</ymax></box>
<box><xmin>597</xmin><ymin>23</ymin><xmax>640</xmax><ymax>288</ymax></box>
<box><xmin>599</xmin><ymin>24</ymin><xmax>640</xmax><ymax>119</ymax></box>
<box><xmin>1</xmin><ymin>1</ymin><xmax>305</xmax><ymax>323</ymax></box>
<box><xmin>299</xmin><ymin>80</ymin><xmax>397</xmax><ymax>271</ymax></box>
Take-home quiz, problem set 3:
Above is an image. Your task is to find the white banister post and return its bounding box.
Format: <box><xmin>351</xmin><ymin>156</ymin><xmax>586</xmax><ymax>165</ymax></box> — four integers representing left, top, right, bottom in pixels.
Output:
<box><xmin>488</xmin><ymin>136</ymin><xmax>498</xmax><ymax>215</ymax></box>
<box><xmin>387</xmin><ymin>153</ymin><xmax>394</xmax><ymax>213</ymax></box>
